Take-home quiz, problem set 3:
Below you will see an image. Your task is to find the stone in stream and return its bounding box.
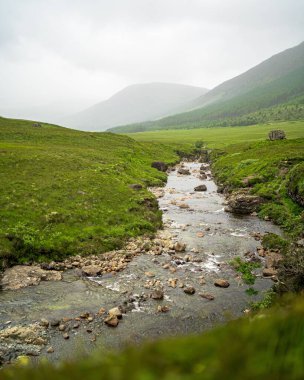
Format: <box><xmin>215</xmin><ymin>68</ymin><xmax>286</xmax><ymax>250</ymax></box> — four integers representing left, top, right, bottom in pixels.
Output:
<box><xmin>0</xmin><ymin>265</ymin><xmax>62</xmax><ymax>291</ymax></box>
<box><xmin>108</xmin><ymin>307</ymin><xmax>123</xmax><ymax>319</ymax></box>
<box><xmin>199</xmin><ymin>173</ymin><xmax>208</xmax><ymax>180</ymax></box>
<box><xmin>39</xmin><ymin>319</ymin><xmax>49</xmax><ymax>328</ymax></box>
<box><xmin>174</xmin><ymin>242</ymin><xmax>186</xmax><ymax>252</ymax></box>
<box><xmin>104</xmin><ymin>315</ymin><xmax>119</xmax><ymax>327</ymax></box>
<box><xmin>81</xmin><ymin>265</ymin><xmax>102</xmax><ymax>276</ymax></box>
<box><xmin>49</xmin><ymin>319</ymin><xmax>60</xmax><ymax>327</ymax></box>
<box><xmin>184</xmin><ymin>286</ymin><xmax>196</xmax><ymax>295</ymax></box>
<box><xmin>177</xmin><ymin>168</ymin><xmax>190</xmax><ymax>175</ymax></box>
<box><xmin>225</xmin><ymin>191</ymin><xmax>263</xmax><ymax>215</ymax></box>
<box><xmin>58</xmin><ymin>324</ymin><xmax>66</xmax><ymax>332</ymax></box>
<box><xmin>151</xmin><ymin>161</ymin><xmax>168</xmax><ymax>172</ymax></box>
<box><xmin>151</xmin><ymin>289</ymin><xmax>164</xmax><ymax>300</ymax></box>
<box><xmin>47</xmin><ymin>347</ymin><xmax>54</xmax><ymax>354</ymax></box>
<box><xmin>157</xmin><ymin>305</ymin><xmax>170</xmax><ymax>313</ymax></box>
<box><xmin>263</xmin><ymin>268</ymin><xmax>277</xmax><ymax>277</ymax></box>
<box><xmin>200</xmin><ymin>293</ymin><xmax>215</xmax><ymax>301</ymax></box>
<box><xmin>145</xmin><ymin>271</ymin><xmax>155</xmax><ymax>278</ymax></box>
<box><xmin>62</xmin><ymin>333</ymin><xmax>69</xmax><ymax>340</ymax></box>
<box><xmin>194</xmin><ymin>184</ymin><xmax>207</xmax><ymax>192</ymax></box>
<box><xmin>214</xmin><ymin>279</ymin><xmax>230</xmax><ymax>288</ymax></box>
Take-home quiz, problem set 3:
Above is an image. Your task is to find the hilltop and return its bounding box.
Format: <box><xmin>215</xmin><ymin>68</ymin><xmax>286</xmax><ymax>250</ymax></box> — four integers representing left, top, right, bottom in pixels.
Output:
<box><xmin>62</xmin><ymin>83</ymin><xmax>208</xmax><ymax>131</ymax></box>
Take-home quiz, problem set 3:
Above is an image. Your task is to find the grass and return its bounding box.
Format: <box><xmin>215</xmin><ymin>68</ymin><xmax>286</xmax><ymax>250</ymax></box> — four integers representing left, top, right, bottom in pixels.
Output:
<box><xmin>125</xmin><ymin>120</ymin><xmax>304</xmax><ymax>149</ymax></box>
<box><xmin>1</xmin><ymin>295</ymin><xmax>304</xmax><ymax>379</ymax></box>
<box><xmin>0</xmin><ymin>117</ymin><xmax>188</xmax><ymax>265</ymax></box>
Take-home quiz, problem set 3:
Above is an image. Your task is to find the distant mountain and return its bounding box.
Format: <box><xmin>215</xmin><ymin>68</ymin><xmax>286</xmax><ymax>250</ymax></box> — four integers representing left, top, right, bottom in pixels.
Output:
<box><xmin>110</xmin><ymin>41</ymin><xmax>304</xmax><ymax>133</ymax></box>
<box><xmin>62</xmin><ymin>83</ymin><xmax>208</xmax><ymax>131</ymax></box>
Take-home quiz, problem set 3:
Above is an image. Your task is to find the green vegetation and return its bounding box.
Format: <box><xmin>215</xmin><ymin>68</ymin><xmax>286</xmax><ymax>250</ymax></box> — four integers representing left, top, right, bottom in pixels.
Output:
<box><xmin>0</xmin><ymin>117</ymin><xmax>186</xmax><ymax>265</ymax></box>
<box><xmin>125</xmin><ymin>121</ymin><xmax>304</xmax><ymax>148</ymax></box>
<box><xmin>212</xmin><ymin>138</ymin><xmax>304</xmax><ymax>238</ymax></box>
<box><xmin>230</xmin><ymin>257</ymin><xmax>261</xmax><ymax>285</ymax></box>
<box><xmin>2</xmin><ymin>295</ymin><xmax>304</xmax><ymax>379</ymax></box>
<box><xmin>262</xmin><ymin>233</ymin><xmax>289</xmax><ymax>253</ymax></box>
<box><xmin>110</xmin><ymin>42</ymin><xmax>304</xmax><ymax>134</ymax></box>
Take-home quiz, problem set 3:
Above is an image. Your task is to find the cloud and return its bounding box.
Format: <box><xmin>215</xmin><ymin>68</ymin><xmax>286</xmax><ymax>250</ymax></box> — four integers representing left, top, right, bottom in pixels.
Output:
<box><xmin>0</xmin><ymin>0</ymin><xmax>303</xmax><ymax>117</ymax></box>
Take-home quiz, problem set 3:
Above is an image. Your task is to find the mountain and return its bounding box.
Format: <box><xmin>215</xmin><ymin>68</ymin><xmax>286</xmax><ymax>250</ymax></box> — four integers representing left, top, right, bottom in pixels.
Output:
<box><xmin>110</xmin><ymin>41</ymin><xmax>304</xmax><ymax>133</ymax></box>
<box><xmin>62</xmin><ymin>83</ymin><xmax>208</xmax><ymax>131</ymax></box>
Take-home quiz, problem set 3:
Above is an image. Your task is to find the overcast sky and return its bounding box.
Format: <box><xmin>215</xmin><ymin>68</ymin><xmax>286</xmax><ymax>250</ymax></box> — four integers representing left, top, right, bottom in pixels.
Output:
<box><xmin>0</xmin><ymin>0</ymin><xmax>303</xmax><ymax>119</ymax></box>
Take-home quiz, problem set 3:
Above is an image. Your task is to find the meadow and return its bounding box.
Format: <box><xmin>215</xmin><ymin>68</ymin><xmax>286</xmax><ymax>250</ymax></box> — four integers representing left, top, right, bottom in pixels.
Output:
<box><xmin>126</xmin><ymin>120</ymin><xmax>304</xmax><ymax>149</ymax></box>
<box><xmin>0</xmin><ymin>117</ymin><xmax>182</xmax><ymax>264</ymax></box>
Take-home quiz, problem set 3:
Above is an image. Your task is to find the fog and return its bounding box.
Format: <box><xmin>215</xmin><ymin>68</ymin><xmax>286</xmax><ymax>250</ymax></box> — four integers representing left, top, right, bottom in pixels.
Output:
<box><xmin>0</xmin><ymin>0</ymin><xmax>303</xmax><ymax>122</ymax></box>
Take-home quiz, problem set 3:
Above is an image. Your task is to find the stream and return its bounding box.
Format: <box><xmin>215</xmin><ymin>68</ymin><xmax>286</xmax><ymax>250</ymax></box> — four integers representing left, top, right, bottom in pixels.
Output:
<box><xmin>0</xmin><ymin>162</ymin><xmax>282</xmax><ymax>363</ymax></box>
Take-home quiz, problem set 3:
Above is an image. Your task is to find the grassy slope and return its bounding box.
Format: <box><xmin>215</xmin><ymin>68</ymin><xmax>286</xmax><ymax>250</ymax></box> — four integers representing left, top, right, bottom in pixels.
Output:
<box><xmin>0</xmin><ymin>117</ymin><xmax>187</xmax><ymax>264</ymax></box>
<box><xmin>110</xmin><ymin>65</ymin><xmax>304</xmax><ymax>133</ymax></box>
<box><xmin>126</xmin><ymin>121</ymin><xmax>304</xmax><ymax>148</ymax></box>
<box><xmin>2</xmin><ymin>296</ymin><xmax>304</xmax><ymax>379</ymax></box>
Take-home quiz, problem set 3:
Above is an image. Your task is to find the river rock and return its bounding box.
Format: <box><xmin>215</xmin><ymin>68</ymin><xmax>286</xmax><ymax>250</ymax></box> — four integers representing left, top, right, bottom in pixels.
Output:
<box><xmin>200</xmin><ymin>293</ymin><xmax>215</xmax><ymax>300</ymax></box>
<box><xmin>108</xmin><ymin>307</ymin><xmax>123</xmax><ymax>319</ymax></box>
<box><xmin>151</xmin><ymin>289</ymin><xmax>164</xmax><ymax>300</ymax></box>
<box><xmin>174</xmin><ymin>242</ymin><xmax>186</xmax><ymax>252</ymax></box>
<box><xmin>268</xmin><ymin>130</ymin><xmax>286</xmax><ymax>141</ymax></box>
<box><xmin>39</xmin><ymin>319</ymin><xmax>49</xmax><ymax>328</ymax></box>
<box><xmin>177</xmin><ymin>168</ymin><xmax>190</xmax><ymax>175</ymax></box>
<box><xmin>263</xmin><ymin>268</ymin><xmax>277</xmax><ymax>277</ymax></box>
<box><xmin>151</xmin><ymin>161</ymin><xmax>168</xmax><ymax>172</ymax></box>
<box><xmin>199</xmin><ymin>173</ymin><xmax>208</xmax><ymax>180</ymax></box>
<box><xmin>0</xmin><ymin>265</ymin><xmax>62</xmax><ymax>291</ymax></box>
<box><xmin>184</xmin><ymin>286</ymin><xmax>195</xmax><ymax>295</ymax></box>
<box><xmin>225</xmin><ymin>191</ymin><xmax>263</xmax><ymax>215</ymax></box>
<box><xmin>194</xmin><ymin>184</ymin><xmax>207</xmax><ymax>191</ymax></box>
<box><xmin>81</xmin><ymin>265</ymin><xmax>102</xmax><ymax>276</ymax></box>
<box><xmin>157</xmin><ymin>305</ymin><xmax>170</xmax><ymax>313</ymax></box>
<box><xmin>47</xmin><ymin>347</ymin><xmax>54</xmax><ymax>353</ymax></box>
<box><xmin>214</xmin><ymin>279</ymin><xmax>230</xmax><ymax>288</ymax></box>
<box><xmin>104</xmin><ymin>315</ymin><xmax>119</xmax><ymax>327</ymax></box>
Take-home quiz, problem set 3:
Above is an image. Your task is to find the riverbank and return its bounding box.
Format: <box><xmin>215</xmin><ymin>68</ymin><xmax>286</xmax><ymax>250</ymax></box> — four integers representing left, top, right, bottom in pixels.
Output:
<box><xmin>0</xmin><ymin>161</ymin><xmax>283</xmax><ymax>365</ymax></box>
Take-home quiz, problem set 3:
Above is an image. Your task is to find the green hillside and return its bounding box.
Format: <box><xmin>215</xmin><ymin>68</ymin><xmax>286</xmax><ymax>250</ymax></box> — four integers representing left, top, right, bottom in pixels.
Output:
<box><xmin>110</xmin><ymin>42</ymin><xmax>304</xmax><ymax>133</ymax></box>
<box><xmin>0</xmin><ymin>117</ymin><xmax>182</xmax><ymax>265</ymax></box>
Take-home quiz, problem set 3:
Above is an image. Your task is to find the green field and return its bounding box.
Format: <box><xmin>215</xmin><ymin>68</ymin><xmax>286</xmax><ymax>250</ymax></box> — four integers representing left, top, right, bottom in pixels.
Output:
<box><xmin>0</xmin><ymin>117</ymin><xmax>184</xmax><ymax>265</ymax></box>
<box><xmin>126</xmin><ymin>121</ymin><xmax>304</xmax><ymax>148</ymax></box>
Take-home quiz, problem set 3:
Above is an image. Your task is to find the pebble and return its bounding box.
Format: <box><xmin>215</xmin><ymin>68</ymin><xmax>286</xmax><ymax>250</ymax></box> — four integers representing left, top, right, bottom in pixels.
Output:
<box><xmin>200</xmin><ymin>293</ymin><xmax>215</xmax><ymax>301</ymax></box>
<box><xmin>63</xmin><ymin>333</ymin><xmax>69</xmax><ymax>339</ymax></box>
<box><xmin>47</xmin><ymin>347</ymin><xmax>54</xmax><ymax>354</ymax></box>
<box><xmin>184</xmin><ymin>286</ymin><xmax>196</xmax><ymax>295</ymax></box>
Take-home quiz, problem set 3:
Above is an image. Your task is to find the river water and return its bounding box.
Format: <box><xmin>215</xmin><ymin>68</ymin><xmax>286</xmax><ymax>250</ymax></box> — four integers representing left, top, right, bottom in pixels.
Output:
<box><xmin>0</xmin><ymin>162</ymin><xmax>281</xmax><ymax>362</ymax></box>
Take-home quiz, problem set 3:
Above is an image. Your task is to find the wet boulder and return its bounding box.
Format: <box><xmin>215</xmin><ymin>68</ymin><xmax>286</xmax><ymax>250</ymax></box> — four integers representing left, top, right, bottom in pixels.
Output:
<box><xmin>214</xmin><ymin>279</ymin><xmax>230</xmax><ymax>288</ymax></box>
<box><xmin>81</xmin><ymin>265</ymin><xmax>102</xmax><ymax>276</ymax></box>
<box><xmin>151</xmin><ymin>161</ymin><xmax>168</xmax><ymax>172</ymax></box>
<box><xmin>268</xmin><ymin>130</ymin><xmax>286</xmax><ymax>141</ymax></box>
<box><xmin>177</xmin><ymin>168</ymin><xmax>190</xmax><ymax>175</ymax></box>
<box><xmin>194</xmin><ymin>184</ymin><xmax>207</xmax><ymax>192</ymax></box>
<box><xmin>225</xmin><ymin>191</ymin><xmax>263</xmax><ymax>215</ymax></box>
<box><xmin>0</xmin><ymin>265</ymin><xmax>62</xmax><ymax>290</ymax></box>
<box><xmin>174</xmin><ymin>242</ymin><xmax>186</xmax><ymax>252</ymax></box>
<box><xmin>184</xmin><ymin>286</ymin><xmax>196</xmax><ymax>295</ymax></box>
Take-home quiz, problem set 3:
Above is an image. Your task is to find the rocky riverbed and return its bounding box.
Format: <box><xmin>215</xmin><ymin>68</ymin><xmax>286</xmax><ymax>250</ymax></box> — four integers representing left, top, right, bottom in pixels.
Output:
<box><xmin>0</xmin><ymin>161</ymin><xmax>282</xmax><ymax>365</ymax></box>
